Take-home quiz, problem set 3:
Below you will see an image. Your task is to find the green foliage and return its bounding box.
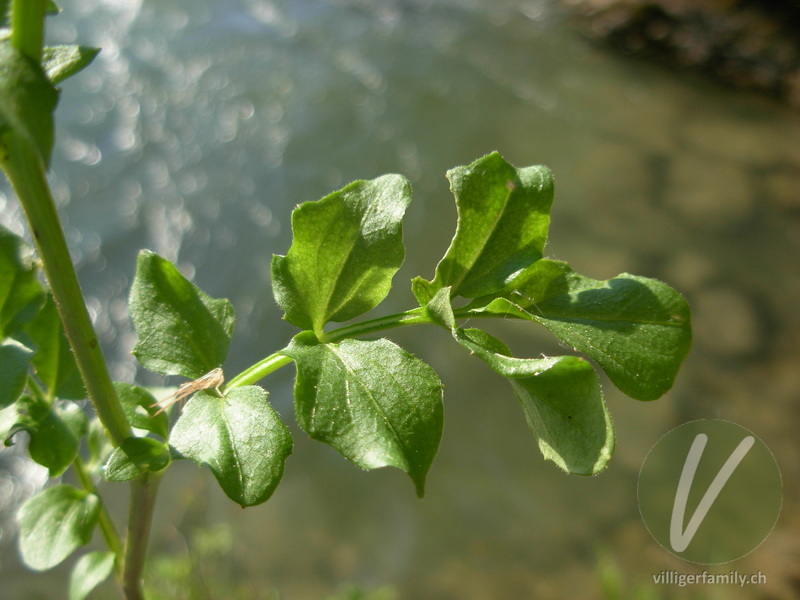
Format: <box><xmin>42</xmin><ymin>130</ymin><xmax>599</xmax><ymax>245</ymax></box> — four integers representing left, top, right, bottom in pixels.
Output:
<box><xmin>121</xmin><ymin>151</ymin><xmax>689</xmax><ymax>494</ymax></box>
<box><xmin>130</xmin><ymin>250</ymin><xmax>235</xmax><ymax>379</ymax></box>
<box><xmin>69</xmin><ymin>551</ymin><xmax>116</xmax><ymax>600</ymax></box>
<box><xmin>17</xmin><ymin>484</ymin><xmax>100</xmax><ymax>570</ymax></box>
<box><xmin>0</xmin><ymin>225</ymin><xmax>44</xmax><ymax>339</ymax></box>
<box><xmin>114</xmin><ymin>382</ymin><xmax>169</xmax><ymax>439</ymax></box>
<box><xmin>25</xmin><ymin>294</ymin><xmax>86</xmax><ymax>399</ymax></box>
<box><xmin>0</xmin><ymin>43</ymin><xmax>58</xmax><ymax>164</ymax></box>
<box><xmin>41</xmin><ymin>44</ymin><xmax>98</xmax><ymax>84</ymax></box>
<box><xmin>104</xmin><ymin>436</ymin><xmax>171</xmax><ymax>481</ymax></box>
<box><xmin>0</xmin><ymin>337</ymin><xmax>32</xmax><ymax>408</ymax></box>
<box><xmin>455</xmin><ymin>328</ymin><xmax>613</xmax><ymax>474</ymax></box>
<box><xmin>272</xmin><ymin>174</ymin><xmax>411</xmax><ymax>336</ymax></box>
<box><xmin>7</xmin><ymin>395</ymin><xmax>87</xmax><ymax>476</ymax></box>
<box><xmin>170</xmin><ymin>386</ymin><xmax>292</xmax><ymax>507</ymax></box>
<box><xmin>413</xmin><ymin>152</ymin><xmax>553</xmax><ymax>301</ymax></box>
<box><xmin>0</xmin><ymin>1</ymin><xmax>693</xmax><ymax>594</ymax></box>
<box><xmin>284</xmin><ymin>333</ymin><xmax>443</xmax><ymax>496</ymax></box>
<box><xmin>466</xmin><ymin>258</ymin><xmax>692</xmax><ymax>400</ymax></box>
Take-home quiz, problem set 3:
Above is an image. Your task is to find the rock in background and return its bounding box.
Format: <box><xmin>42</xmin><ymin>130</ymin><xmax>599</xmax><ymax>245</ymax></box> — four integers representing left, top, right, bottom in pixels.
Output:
<box><xmin>563</xmin><ymin>0</ymin><xmax>800</xmax><ymax>107</ymax></box>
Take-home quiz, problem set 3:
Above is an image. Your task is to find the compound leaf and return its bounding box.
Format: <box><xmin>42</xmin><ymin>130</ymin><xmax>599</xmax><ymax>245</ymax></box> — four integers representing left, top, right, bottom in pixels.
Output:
<box><xmin>170</xmin><ymin>386</ymin><xmax>292</xmax><ymax>507</ymax></box>
<box><xmin>272</xmin><ymin>174</ymin><xmax>410</xmax><ymax>335</ymax></box>
<box><xmin>284</xmin><ymin>333</ymin><xmax>443</xmax><ymax>496</ymax></box>
<box><xmin>130</xmin><ymin>250</ymin><xmax>235</xmax><ymax>379</ymax></box>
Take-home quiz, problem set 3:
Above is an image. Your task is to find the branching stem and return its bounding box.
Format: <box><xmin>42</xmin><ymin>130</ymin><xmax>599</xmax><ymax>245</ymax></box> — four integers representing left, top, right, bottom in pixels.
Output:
<box><xmin>226</xmin><ymin>306</ymin><xmax>488</xmax><ymax>390</ymax></box>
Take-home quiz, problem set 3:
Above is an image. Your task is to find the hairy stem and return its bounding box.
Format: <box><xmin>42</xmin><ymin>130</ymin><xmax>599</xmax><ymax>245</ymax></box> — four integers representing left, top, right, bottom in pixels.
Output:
<box><xmin>2</xmin><ymin>137</ymin><xmax>132</xmax><ymax>446</ymax></box>
<box><xmin>123</xmin><ymin>473</ymin><xmax>162</xmax><ymax>600</ymax></box>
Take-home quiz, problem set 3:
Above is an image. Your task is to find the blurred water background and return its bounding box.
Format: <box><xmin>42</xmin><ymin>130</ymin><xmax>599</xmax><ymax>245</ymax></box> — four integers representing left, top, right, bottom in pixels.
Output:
<box><xmin>1</xmin><ymin>0</ymin><xmax>799</xmax><ymax>598</ymax></box>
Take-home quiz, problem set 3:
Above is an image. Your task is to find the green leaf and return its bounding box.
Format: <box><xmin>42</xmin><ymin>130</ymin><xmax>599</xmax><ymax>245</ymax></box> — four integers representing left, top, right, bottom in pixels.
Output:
<box><xmin>113</xmin><ymin>382</ymin><xmax>169</xmax><ymax>439</ymax></box>
<box><xmin>455</xmin><ymin>328</ymin><xmax>614</xmax><ymax>475</ymax></box>
<box><xmin>86</xmin><ymin>416</ymin><xmax>113</xmax><ymax>475</ymax></box>
<box><xmin>0</xmin><ymin>225</ymin><xmax>45</xmax><ymax>338</ymax></box>
<box><xmin>0</xmin><ymin>43</ymin><xmax>59</xmax><ymax>165</ymax></box>
<box><xmin>170</xmin><ymin>386</ymin><xmax>292</xmax><ymax>507</ymax></box>
<box><xmin>0</xmin><ymin>403</ymin><xmax>17</xmax><ymax>437</ymax></box>
<box><xmin>0</xmin><ymin>338</ymin><xmax>33</xmax><ymax>408</ymax></box>
<box><xmin>11</xmin><ymin>396</ymin><xmax>87</xmax><ymax>476</ymax></box>
<box><xmin>130</xmin><ymin>250</ymin><xmax>235</xmax><ymax>379</ymax></box>
<box><xmin>284</xmin><ymin>333</ymin><xmax>443</xmax><ymax>496</ymax></box>
<box><xmin>468</xmin><ymin>260</ymin><xmax>692</xmax><ymax>400</ymax></box>
<box><xmin>104</xmin><ymin>436</ymin><xmax>170</xmax><ymax>482</ymax></box>
<box><xmin>42</xmin><ymin>45</ymin><xmax>99</xmax><ymax>85</ymax></box>
<box><xmin>416</xmin><ymin>152</ymin><xmax>553</xmax><ymax>300</ymax></box>
<box><xmin>69</xmin><ymin>551</ymin><xmax>116</xmax><ymax>600</ymax></box>
<box><xmin>422</xmin><ymin>286</ymin><xmax>455</xmax><ymax>330</ymax></box>
<box><xmin>18</xmin><ymin>484</ymin><xmax>100</xmax><ymax>571</ymax></box>
<box><xmin>0</xmin><ymin>0</ymin><xmax>9</xmax><ymax>28</ymax></box>
<box><xmin>25</xmin><ymin>294</ymin><xmax>86</xmax><ymax>400</ymax></box>
<box><xmin>272</xmin><ymin>174</ymin><xmax>411</xmax><ymax>335</ymax></box>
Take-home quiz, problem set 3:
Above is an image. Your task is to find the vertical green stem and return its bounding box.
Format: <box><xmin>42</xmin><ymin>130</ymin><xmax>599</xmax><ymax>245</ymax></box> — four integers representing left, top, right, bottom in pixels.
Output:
<box><xmin>2</xmin><ymin>138</ymin><xmax>132</xmax><ymax>446</ymax></box>
<box><xmin>123</xmin><ymin>473</ymin><xmax>161</xmax><ymax>600</ymax></box>
<box><xmin>10</xmin><ymin>0</ymin><xmax>46</xmax><ymax>63</ymax></box>
<box><xmin>7</xmin><ymin>6</ymin><xmax>160</xmax><ymax>599</ymax></box>
<box><xmin>73</xmin><ymin>457</ymin><xmax>125</xmax><ymax>575</ymax></box>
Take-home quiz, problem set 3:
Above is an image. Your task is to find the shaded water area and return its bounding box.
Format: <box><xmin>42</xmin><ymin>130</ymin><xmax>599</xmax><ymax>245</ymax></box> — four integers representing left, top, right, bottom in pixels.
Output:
<box><xmin>2</xmin><ymin>0</ymin><xmax>800</xmax><ymax>598</ymax></box>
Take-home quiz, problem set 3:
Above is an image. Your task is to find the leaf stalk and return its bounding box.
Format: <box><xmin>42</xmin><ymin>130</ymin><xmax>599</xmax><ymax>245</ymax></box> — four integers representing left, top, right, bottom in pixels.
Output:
<box><xmin>226</xmin><ymin>307</ymin><xmax>432</xmax><ymax>390</ymax></box>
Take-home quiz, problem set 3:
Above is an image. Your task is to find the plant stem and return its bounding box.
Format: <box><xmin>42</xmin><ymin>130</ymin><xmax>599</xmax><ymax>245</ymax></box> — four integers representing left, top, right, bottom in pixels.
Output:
<box><xmin>1</xmin><ymin>137</ymin><xmax>132</xmax><ymax>446</ymax></box>
<box><xmin>73</xmin><ymin>457</ymin><xmax>124</xmax><ymax>576</ymax></box>
<box><xmin>321</xmin><ymin>307</ymin><xmax>428</xmax><ymax>343</ymax></box>
<box><xmin>226</xmin><ymin>307</ymin><xmax>429</xmax><ymax>390</ymax></box>
<box><xmin>122</xmin><ymin>473</ymin><xmax>162</xmax><ymax>600</ymax></box>
<box><xmin>10</xmin><ymin>0</ymin><xmax>46</xmax><ymax>63</ymax></box>
<box><xmin>224</xmin><ymin>353</ymin><xmax>292</xmax><ymax>390</ymax></box>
